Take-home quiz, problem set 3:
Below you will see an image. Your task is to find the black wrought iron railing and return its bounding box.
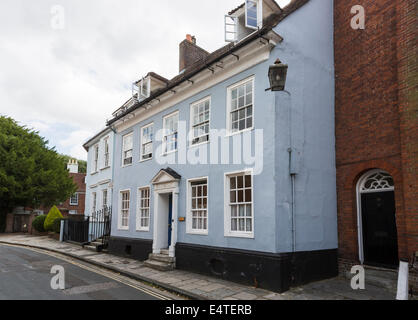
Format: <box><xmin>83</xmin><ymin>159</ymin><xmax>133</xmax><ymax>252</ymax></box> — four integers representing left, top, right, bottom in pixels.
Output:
<box><xmin>89</xmin><ymin>206</ymin><xmax>112</xmax><ymax>248</ymax></box>
<box><xmin>63</xmin><ymin>206</ymin><xmax>112</xmax><ymax>249</ymax></box>
<box><xmin>63</xmin><ymin>216</ymin><xmax>90</xmax><ymax>244</ymax></box>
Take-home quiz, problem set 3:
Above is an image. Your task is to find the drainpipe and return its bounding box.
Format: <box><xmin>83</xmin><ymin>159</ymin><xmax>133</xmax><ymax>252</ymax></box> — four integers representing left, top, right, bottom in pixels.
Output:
<box><xmin>109</xmin><ymin>125</ymin><xmax>117</xmax><ymax>225</ymax></box>
<box><xmin>283</xmin><ymin>90</ymin><xmax>296</xmax><ymax>253</ymax></box>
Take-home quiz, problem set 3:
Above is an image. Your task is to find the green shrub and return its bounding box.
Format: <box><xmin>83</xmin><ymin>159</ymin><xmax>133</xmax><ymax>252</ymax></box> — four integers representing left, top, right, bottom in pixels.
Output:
<box><xmin>44</xmin><ymin>206</ymin><xmax>64</xmax><ymax>232</ymax></box>
<box><xmin>52</xmin><ymin>218</ymin><xmax>65</xmax><ymax>234</ymax></box>
<box><xmin>32</xmin><ymin>215</ymin><xmax>47</xmax><ymax>233</ymax></box>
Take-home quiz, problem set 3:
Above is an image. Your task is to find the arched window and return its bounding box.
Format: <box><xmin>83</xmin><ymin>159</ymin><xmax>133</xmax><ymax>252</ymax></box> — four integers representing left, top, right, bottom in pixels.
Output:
<box><xmin>358</xmin><ymin>170</ymin><xmax>394</xmax><ymax>193</ymax></box>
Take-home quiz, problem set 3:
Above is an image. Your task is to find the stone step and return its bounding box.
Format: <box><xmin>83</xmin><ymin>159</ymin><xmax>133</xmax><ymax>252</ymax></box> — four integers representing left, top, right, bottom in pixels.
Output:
<box><xmin>144</xmin><ymin>259</ymin><xmax>174</xmax><ymax>272</ymax></box>
<box><xmin>149</xmin><ymin>253</ymin><xmax>175</xmax><ymax>264</ymax></box>
<box><xmin>160</xmin><ymin>249</ymin><xmax>169</xmax><ymax>255</ymax></box>
<box><xmin>365</xmin><ymin>266</ymin><xmax>398</xmax><ymax>281</ymax></box>
<box><xmin>344</xmin><ymin>265</ymin><xmax>398</xmax><ymax>292</ymax></box>
<box><xmin>90</xmin><ymin>241</ymin><xmax>103</xmax><ymax>247</ymax></box>
<box><xmin>84</xmin><ymin>245</ymin><xmax>99</xmax><ymax>252</ymax></box>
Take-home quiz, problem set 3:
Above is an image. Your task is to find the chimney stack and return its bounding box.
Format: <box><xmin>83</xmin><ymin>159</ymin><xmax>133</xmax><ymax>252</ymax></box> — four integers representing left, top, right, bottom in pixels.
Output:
<box><xmin>67</xmin><ymin>159</ymin><xmax>79</xmax><ymax>174</ymax></box>
<box><xmin>179</xmin><ymin>34</ymin><xmax>209</xmax><ymax>73</ymax></box>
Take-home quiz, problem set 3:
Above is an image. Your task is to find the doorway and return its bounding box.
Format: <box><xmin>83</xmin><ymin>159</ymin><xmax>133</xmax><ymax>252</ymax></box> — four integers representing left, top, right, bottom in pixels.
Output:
<box><xmin>357</xmin><ymin>170</ymin><xmax>399</xmax><ymax>268</ymax></box>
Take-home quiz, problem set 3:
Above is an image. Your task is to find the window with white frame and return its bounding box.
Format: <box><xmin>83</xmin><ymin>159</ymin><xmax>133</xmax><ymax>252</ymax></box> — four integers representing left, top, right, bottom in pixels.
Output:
<box><xmin>228</xmin><ymin>78</ymin><xmax>254</xmax><ymax>134</ymax></box>
<box><xmin>141</xmin><ymin>124</ymin><xmax>153</xmax><ymax>161</ymax></box>
<box><xmin>91</xmin><ymin>192</ymin><xmax>97</xmax><ymax>218</ymax></box>
<box><xmin>93</xmin><ymin>144</ymin><xmax>99</xmax><ymax>172</ymax></box>
<box><xmin>188</xmin><ymin>179</ymin><xmax>208</xmax><ymax>234</ymax></box>
<box><xmin>104</xmin><ymin>138</ymin><xmax>110</xmax><ymax>168</ymax></box>
<box><xmin>119</xmin><ymin>190</ymin><xmax>130</xmax><ymax>229</ymax></box>
<box><xmin>226</xmin><ymin>172</ymin><xmax>253</xmax><ymax>237</ymax></box>
<box><xmin>70</xmin><ymin>193</ymin><xmax>78</xmax><ymax>206</ymax></box>
<box><xmin>122</xmin><ymin>133</ymin><xmax>133</xmax><ymax>166</ymax></box>
<box><xmin>190</xmin><ymin>98</ymin><xmax>210</xmax><ymax>145</ymax></box>
<box><xmin>102</xmin><ymin>189</ymin><xmax>108</xmax><ymax>209</ymax></box>
<box><xmin>163</xmin><ymin>112</ymin><xmax>179</xmax><ymax>154</ymax></box>
<box><xmin>245</xmin><ymin>0</ymin><xmax>263</xmax><ymax>30</ymax></box>
<box><xmin>137</xmin><ymin>187</ymin><xmax>150</xmax><ymax>231</ymax></box>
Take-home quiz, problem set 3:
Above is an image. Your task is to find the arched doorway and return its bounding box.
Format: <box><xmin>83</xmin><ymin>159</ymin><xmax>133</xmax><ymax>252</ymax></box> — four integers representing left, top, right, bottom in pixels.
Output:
<box><xmin>356</xmin><ymin>170</ymin><xmax>399</xmax><ymax>268</ymax></box>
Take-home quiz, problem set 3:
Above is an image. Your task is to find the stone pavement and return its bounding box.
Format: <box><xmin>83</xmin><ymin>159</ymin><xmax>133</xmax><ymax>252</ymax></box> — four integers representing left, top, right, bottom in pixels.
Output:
<box><xmin>0</xmin><ymin>234</ymin><xmax>400</xmax><ymax>300</ymax></box>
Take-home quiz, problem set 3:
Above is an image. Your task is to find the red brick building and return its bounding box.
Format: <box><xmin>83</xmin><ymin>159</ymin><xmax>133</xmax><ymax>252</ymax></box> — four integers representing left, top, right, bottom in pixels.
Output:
<box><xmin>57</xmin><ymin>170</ymin><xmax>86</xmax><ymax>217</ymax></box>
<box><xmin>5</xmin><ymin>160</ymin><xmax>86</xmax><ymax>233</ymax></box>
<box><xmin>334</xmin><ymin>0</ymin><xmax>417</xmax><ymax>282</ymax></box>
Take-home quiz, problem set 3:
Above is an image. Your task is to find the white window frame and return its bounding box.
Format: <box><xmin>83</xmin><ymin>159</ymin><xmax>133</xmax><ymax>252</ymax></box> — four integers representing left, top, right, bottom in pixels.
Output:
<box><xmin>102</xmin><ymin>189</ymin><xmax>108</xmax><ymax>209</ymax></box>
<box><xmin>140</xmin><ymin>77</ymin><xmax>151</xmax><ymax>98</ymax></box>
<box><xmin>140</xmin><ymin>123</ymin><xmax>154</xmax><ymax>162</ymax></box>
<box><xmin>226</xmin><ymin>76</ymin><xmax>255</xmax><ymax>136</ymax></box>
<box><xmin>224</xmin><ymin>169</ymin><xmax>254</xmax><ymax>238</ymax></box>
<box><xmin>190</xmin><ymin>97</ymin><xmax>211</xmax><ymax>147</ymax></box>
<box><xmin>92</xmin><ymin>144</ymin><xmax>99</xmax><ymax>173</ymax></box>
<box><xmin>136</xmin><ymin>186</ymin><xmax>151</xmax><ymax>232</ymax></box>
<box><xmin>122</xmin><ymin>132</ymin><xmax>134</xmax><ymax>167</ymax></box>
<box><xmin>70</xmin><ymin>193</ymin><xmax>79</xmax><ymax>206</ymax></box>
<box><xmin>245</xmin><ymin>0</ymin><xmax>263</xmax><ymax>30</ymax></box>
<box><xmin>186</xmin><ymin>177</ymin><xmax>209</xmax><ymax>235</ymax></box>
<box><xmin>103</xmin><ymin>137</ymin><xmax>110</xmax><ymax>168</ymax></box>
<box><xmin>162</xmin><ymin>111</ymin><xmax>179</xmax><ymax>155</ymax></box>
<box><xmin>91</xmin><ymin>192</ymin><xmax>97</xmax><ymax>218</ymax></box>
<box><xmin>225</xmin><ymin>15</ymin><xmax>238</xmax><ymax>43</ymax></box>
<box><xmin>118</xmin><ymin>189</ymin><xmax>131</xmax><ymax>231</ymax></box>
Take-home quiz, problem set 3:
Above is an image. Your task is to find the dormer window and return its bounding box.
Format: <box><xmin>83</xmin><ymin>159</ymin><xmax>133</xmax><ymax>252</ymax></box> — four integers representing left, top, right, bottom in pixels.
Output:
<box><xmin>133</xmin><ymin>77</ymin><xmax>151</xmax><ymax>101</ymax></box>
<box><xmin>245</xmin><ymin>0</ymin><xmax>263</xmax><ymax>30</ymax></box>
<box><xmin>225</xmin><ymin>0</ymin><xmax>278</xmax><ymax>43</ymax></box>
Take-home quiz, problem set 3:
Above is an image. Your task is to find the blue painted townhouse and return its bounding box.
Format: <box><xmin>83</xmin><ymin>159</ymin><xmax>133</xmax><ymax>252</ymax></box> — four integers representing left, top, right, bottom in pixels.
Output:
<box><xmin>83</xmin><ymin>127</ymin><xmax>114</xmax><ymax>217</ymax></box>
<box><xmin>91</xmin><ymin>0</ymin><xmax>337</xmax><ymax>293</ymax></box>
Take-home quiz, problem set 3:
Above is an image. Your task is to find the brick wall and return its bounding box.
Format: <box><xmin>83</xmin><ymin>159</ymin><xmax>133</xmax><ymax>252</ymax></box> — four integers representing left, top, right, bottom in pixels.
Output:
<box><xmin>334</xmin><ymin>0</ymin><xmax>417</xmax><ymax>267</ymax></box>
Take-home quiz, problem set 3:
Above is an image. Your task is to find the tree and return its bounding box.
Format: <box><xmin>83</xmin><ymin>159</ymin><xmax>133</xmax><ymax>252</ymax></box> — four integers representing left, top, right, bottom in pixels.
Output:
<box><xmin>0</xmin><ymin>116</ymin><xmax>77</xmax><ymax>232</ymax></box>
<box><xmin>44</xmin><ymin>205</ymin><xmax>64</xmax><ymax>232</ymax></box>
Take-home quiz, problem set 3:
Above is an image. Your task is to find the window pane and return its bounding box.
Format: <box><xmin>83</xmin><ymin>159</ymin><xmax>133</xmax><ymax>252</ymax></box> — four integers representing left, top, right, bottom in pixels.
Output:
<box><xmin>231</xmin><ymin>206</ymin><xmax>237</xmax><ymax>217</ymax></box>
<box><xmin>246</xmin><ymin>219</ymin><xmax>252</xmax><ymax>232</ymax></box>
<box><xmin>239</xmin><ymin>205</ymin><xmax>245</xmax><ymax>217</ymax></box>
<box><xmin>245</xmin><ymin>175</ymin><xmax>252</xmax><ymax>187</ymax></box>
<box><xmin>237</xmin><ymin>176</ymin><xmax>244</xmax><ymax>189</ymax></box>
<box><xmin>230</xmin><ymin>177</ymin><xmax>236</xmax><ymax>189</ymax></box>
<box><xmin>245</xmin><ymin>189</ymin><xmax>252</xmax><ymax>202</ymax></box>
<box><xmin>230</xmin><ymin>191</ymin><xmax>236</xmax><ymax>203</ymax></box>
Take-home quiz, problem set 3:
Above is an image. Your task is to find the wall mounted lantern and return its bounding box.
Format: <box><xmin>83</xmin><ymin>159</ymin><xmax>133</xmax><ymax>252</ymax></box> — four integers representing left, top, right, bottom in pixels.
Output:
<box><xmin>266</xmin><ymin>59</ymin><xmax>288</xmax><ymax>92</ymax></box>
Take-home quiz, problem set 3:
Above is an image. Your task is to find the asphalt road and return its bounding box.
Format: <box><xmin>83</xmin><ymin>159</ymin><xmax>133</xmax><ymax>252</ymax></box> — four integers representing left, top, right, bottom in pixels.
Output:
<box><xmin>0</xmin><ymin>244</ymin><xmax>173</xmax><ymax>300</ymax></box>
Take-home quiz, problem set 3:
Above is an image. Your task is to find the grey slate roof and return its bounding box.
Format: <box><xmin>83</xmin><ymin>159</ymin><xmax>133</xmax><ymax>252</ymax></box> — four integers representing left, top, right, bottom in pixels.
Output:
<box><xmin>107</xmin><ymin>0</ymin><xmax>309</xmax><ymax>127</ymax></box>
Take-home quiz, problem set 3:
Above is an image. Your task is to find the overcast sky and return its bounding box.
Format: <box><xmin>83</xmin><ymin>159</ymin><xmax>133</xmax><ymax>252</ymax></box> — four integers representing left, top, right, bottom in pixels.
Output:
<box><xmin>0</xmin><ymin>0</ymin><xmax>291</xmax><ymax>160</ymax></box>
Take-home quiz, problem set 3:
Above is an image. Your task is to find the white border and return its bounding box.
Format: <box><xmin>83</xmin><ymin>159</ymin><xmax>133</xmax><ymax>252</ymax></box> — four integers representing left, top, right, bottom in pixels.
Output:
<box><xmin>162</xmin><ymin>110</ymin><xmax>179</xmax><ymax>156</ymax></box>
<box><xmin>91</xmin><ymin>143</ymin><xmax>99</xmax><ymax>174</ymax></box>
<box><xmin>226</xmin><ymin>75</ymin><xmax>255</xmax><ymax>137</ymax></box>
<box><xmin>136</xmin><ymin>186</ymin><xmax>151</xmax><ymax>232</ymax></box>
<box><xmin>186</xmin><ymin>176</ymin><xmax>209</xmax><ymax>236</ymax></box>
<box><xmin>189</xmin><ymin>96</ymin><xmax>211</xmax><ymax>147</ymax></box>
<box><xmin>121</xmin><ymin>132</ymin><xmax>134</xmax><ymax>168</ymax></box>
<box><xmin>118</xmin><ymin>189</ymin><xmax>131</xmax><ymax>231</ymax></box>
<box><xmin>139</xmin><ymin>122</ymin><xmax>154</xmax><ymax>162</ymax></box>
<box><xmin>224</xmin><ymin>168</ymin><xmax>254</xmax><ymax>238</ymax></box>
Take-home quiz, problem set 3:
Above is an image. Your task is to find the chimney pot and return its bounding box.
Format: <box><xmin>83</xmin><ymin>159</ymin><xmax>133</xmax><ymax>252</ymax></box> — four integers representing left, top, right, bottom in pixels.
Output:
<box><xmin>186</xmin><ymin>34</ymin><xmax>193</xmax><ymax>43</ymax></box>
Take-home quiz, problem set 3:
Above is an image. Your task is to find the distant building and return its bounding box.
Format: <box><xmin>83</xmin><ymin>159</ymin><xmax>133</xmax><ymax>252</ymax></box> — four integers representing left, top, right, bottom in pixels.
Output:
<box><xmin>5</xmin><ymin>159</ymin><xmax>86</xmax><ymax>233</ymax></box>
<box><xmin>57</xmin><ymin>159</ymin><xmax>86</xmax><ymax>216</ymax></box>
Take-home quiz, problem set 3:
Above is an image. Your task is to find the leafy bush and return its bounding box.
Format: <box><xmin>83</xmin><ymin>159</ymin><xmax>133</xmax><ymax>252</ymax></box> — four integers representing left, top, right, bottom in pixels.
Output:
<box><xmin>32</xmin><ymin>215</ymin><xmax>47</xmax><ymax>233</ymax></box>
<box><xmin>44</xmin><ymin>206</ymin><xmax>64</xmax><ymax>232</ymax></box>
<box><xmin>52</xmin><ymin>218</ymin><xmax>65</xmax><ymax>234</ymax></box>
